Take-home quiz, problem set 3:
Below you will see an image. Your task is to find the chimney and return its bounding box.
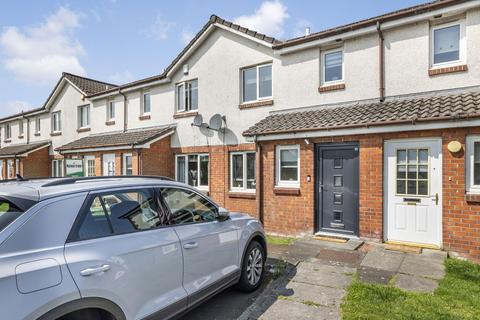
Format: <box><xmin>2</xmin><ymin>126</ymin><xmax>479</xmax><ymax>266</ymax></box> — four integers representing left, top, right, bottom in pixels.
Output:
<box><xmin>305</xmin><ymin>27</ymin><xmax>311</xmax><ymax>36</ymax></box>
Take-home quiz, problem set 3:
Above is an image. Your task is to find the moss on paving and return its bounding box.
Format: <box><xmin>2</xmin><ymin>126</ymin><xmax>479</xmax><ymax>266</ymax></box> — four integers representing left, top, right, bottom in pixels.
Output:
<box><xmin>266</xmin><ymin>235</ymin><xmax>296</xmax><ymax>246</ymax></box>
<box><xmin>341</xmin><ymin>259</ymin><xmax>480</xmax><ymax>320</ymax></box>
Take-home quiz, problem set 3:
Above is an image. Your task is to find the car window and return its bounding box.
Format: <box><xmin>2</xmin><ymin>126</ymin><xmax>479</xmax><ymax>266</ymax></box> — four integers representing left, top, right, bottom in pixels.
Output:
<box><xmin>0</xmin><ymin>199</ymin><xmax>27</xmax><ymax>233</ymax></box>
<box><xmin>75</xmin><ymin>188</ymin><xmax>162</xmax><ymax>240</ymax></box>
<box><xmin>160</xmin><ymin>188</ymin><xmax>218</xmax><ymax>224</ymax></box>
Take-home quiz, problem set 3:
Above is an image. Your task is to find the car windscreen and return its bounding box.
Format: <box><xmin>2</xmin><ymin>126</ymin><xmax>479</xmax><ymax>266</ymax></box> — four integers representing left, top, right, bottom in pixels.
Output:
<box><xmin>0</xmin><ymin>197</ymin><xmax>37</xmax><ymax>233</ymax></box>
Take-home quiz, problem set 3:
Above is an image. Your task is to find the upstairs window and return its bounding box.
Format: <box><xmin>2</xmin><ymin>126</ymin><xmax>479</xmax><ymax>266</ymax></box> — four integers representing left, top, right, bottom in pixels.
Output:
<box><xmin>431</xmin><ymin>21</ymin><xmax>464</xmax><ymax>67</ymax></box>
<box><xmin>78</xmin><ymin>105</ymin><xmax>90</xmax><ymax>128</ymax></box>
<box><xmin>18</xmin><ymin>120</ymin><xmax>24</xmax><ymax>137</ymax></box>
<box><xmin>242</xmin><ymin>63</ymin><xmax>272</xmax><ymax>103</ymax></box>
<box><xmin>4</xmin><ymin>124</ymin><xmax>11</xmax><ymax>140</ymax></box>
<box><xmin>52</xmin><ymin>111</ymin><xmax>61</xmax><ymax>133</ymax></box>
<box><xmin>107</xmin><ymin>101</ymin><xmax>115</xmax><ymax>121</ymax></box>
<box><xmin>142</xmin><ymin>91</ymin><xmax>151</xmax><ymax>114</ymax></box>
<box><xmin>35</xmin><ymin>117</ymin><xmax>41</xmax><ymax>134</ymax></box>
<box><xmin>176</xmin><ymin>79</ymin><xmax>198</xmax><ymax>112</ymax></box>
<box><xmin>322</xmin><ymin>48</ymin><xmax>343</xmax><ymax>84</ymax></box>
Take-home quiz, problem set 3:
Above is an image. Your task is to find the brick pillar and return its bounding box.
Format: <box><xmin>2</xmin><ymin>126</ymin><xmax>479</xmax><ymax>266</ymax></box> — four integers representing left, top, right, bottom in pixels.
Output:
<box><xmin>132</xmin><ymin>151</ymin><xmax>140</xmax><ymax>175</ymax></box>
<box><xmin>115</xmin><ymin>152</ymin><xmax>122</xmax><ymax>175</ymax></box>
<box><xmin>95</xmin><ymin>153</ymin><xmax>102</xmax><ymax>176</ymax></box>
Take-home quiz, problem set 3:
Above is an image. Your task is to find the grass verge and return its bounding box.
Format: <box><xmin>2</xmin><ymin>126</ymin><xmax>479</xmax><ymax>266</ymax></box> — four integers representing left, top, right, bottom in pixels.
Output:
<box><xmin>266</xmin><ymin>234</ymin><xmax>296</xmax><ymax>246</ymax></box>
<box><xmin>341</xmin><ymin>258</ymin><xmax>480</xmax><ymax>320</ymax></box>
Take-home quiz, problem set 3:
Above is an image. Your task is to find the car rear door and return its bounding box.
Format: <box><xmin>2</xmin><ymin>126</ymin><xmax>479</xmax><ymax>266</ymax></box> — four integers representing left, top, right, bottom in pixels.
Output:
<box><xmin>64</xmin><ymin>187</ymin><xmax>187</xmax><ymax>320</ymax></box>
<box><xmin>159</xmin><ymin>187</ymin><xmax>240</xmax><ymax>307</ymax></box>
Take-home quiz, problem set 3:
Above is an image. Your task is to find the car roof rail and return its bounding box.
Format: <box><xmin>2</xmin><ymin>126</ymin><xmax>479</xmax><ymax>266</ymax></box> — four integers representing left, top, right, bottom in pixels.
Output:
<box><xmin>41</xmin><ymin>175</ymin><xmax>174</xmax><ymax>187</ymax></box>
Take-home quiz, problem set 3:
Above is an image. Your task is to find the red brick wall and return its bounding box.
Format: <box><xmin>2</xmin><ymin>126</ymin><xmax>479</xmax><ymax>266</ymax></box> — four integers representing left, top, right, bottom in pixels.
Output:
<box><xmin>22</xmin><ymin>147</ymin><xmax>51</xmax><ymax>178</ymax></box>
<box><xmin>141</xmin><ymin>137</ymin><xmax>175</xmax><ymax>177</ymax></box>
<box><xmin>258</xmin><ymin>127</ymin><xmax>480</xmax><ymax>262</ymax></box>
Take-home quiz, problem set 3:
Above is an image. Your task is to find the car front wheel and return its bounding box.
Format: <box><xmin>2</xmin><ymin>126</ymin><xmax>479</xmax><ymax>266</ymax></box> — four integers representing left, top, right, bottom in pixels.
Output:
<box><xmin>236</xmin><ymin>240</ymin><xmax>265</xmax><ymax>292</ymax></box>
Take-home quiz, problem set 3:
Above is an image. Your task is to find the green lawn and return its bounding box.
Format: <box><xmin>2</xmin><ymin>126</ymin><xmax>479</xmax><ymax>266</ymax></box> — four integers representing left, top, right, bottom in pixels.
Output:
<box><xmin>341</xmin><ymin>259</ymin><xmax>480</xmax><ymax>320</ymax></box>
<box><xmin>266</xmin><ymin>234</ymin><xmax>296</xmax><ymax>246</ymax></box>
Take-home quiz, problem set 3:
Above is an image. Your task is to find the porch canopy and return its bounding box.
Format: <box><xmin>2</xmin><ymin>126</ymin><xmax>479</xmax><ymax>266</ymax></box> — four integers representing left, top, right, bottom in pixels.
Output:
<box><xmin>0</xmin><ymin>141</ymin><xmax>50</xmax><ymax>158</ymax></box>
<box><xmin>243</xmin><ymin>88</ymin><xmax>480</xmax><ymax>140</ymax></box>
<box><xmin>55</xmin><ymin>125</ymin><xmax>176</xmax><ymax>153</ymax></box>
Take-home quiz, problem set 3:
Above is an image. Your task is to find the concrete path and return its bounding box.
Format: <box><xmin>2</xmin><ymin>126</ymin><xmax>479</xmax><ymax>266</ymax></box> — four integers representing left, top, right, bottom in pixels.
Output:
<box><xmin>240</xmin><ymin>237</ymin><xmax>447</xmax><ymax>320</ymax></box>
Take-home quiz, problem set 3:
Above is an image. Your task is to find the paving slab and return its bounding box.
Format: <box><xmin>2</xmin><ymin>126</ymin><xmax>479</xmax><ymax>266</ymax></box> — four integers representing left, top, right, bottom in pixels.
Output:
<box><xmin>360</xmin><ymin>249</ymin><xmax>404</xmax><ymax>272</ymax></box>
<box><xmin>276</xmin><ymin>281</ymin><xmax>346</xmax><ymax>307</ymax></box>
<box><xmin>399</xmin><ymin>254</ymin><xmax>445</xmax><ymax>280</ymax></box>
<box><xmin>291</xmin><ymin>262</ymin><xmax>354</xmax><ymax>288</ymax></box>
<box><xmin>345</xmin><ymin>239</ymin><xmax>364</xmax><ymax>250</ymax></box>
<box><xmin>259</xmin><ymin>298</ymin><xmax>339</xmax><ymax>320</ymax></box>
<box><xmin>316</xmin><ymin>248</ymin><xmax>364</xmax><ymax>267</ymax></box>
<box><xmin>358</xmin><ymin>266</ymin><xmax>395</xmax><ymax>285</ymax></box>
<box><xmin>395</xmin><ymin>273</ymin><xmax>439</xmax><ymax>293</ymax></box>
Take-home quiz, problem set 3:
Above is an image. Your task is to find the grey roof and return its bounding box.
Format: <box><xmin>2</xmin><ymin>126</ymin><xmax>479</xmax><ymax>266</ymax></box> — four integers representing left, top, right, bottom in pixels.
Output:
<box><xmin>243</xmin><ymin>89</ymin><xmax>480</xmax><ymax>136</ymax></box>
<box><xmin>63</xmin><ymin>73</ymin><xmax>118</xmax><ymax>95</ymax></box>
<box><xmin>55</xmin><ymin>126</ymin><xmax>175</xmax><ymax>151</ymax></box>
<box><xmin>0</xmin><ymin>141</ymin><xmax>50</xmax><ymax>158</ymax></box>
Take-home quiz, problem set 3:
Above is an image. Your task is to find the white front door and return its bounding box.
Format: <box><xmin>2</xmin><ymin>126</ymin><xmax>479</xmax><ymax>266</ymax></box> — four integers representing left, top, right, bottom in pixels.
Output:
<box><xmin>384</xmin><ymin>138</ymin><xmax>442</xmax><ymax>247</ymax></box>
<box><xmin>103</xmin><ymin>154</ymin><xmax>116</xmax><ymax>176</ymax></box>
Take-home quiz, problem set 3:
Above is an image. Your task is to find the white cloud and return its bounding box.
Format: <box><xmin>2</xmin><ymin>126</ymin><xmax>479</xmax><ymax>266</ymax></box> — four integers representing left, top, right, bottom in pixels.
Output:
<box><xmin>0</xmin><ymin>6</ymin><xmax>86</xmax><ymax>85</ymax></box>
<box><xmin>181</xmin><ymin>29</ymin><xmax>194</xmax><ymax>45</ymax></box>
<box><xmin>149</xmin><ymin>15</ymin><xmax>176</xmax><ymax>40</ymax></box>
<box><xmin>293</xmin><ymin>19</ymin><xmax>313</xmax><ymax>38</ymax></box>
<box><xmin>234</xmin><ymin>0</ymin><xmax>289</xmax><ymax>38</ymax></box>
<box><xmin>109</xmin><ymin>70</ymin><xmax>135</xmax><ymax>84</ymax></box>
<box><xmin>1</xmin><ymin>100</ymin><xmax>33</xmax><ymax>116</ymax></box>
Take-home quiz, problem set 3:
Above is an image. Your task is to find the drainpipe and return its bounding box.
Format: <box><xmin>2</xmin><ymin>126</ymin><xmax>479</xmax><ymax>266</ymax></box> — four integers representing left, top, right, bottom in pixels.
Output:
<box><xmin>25</xmin><ymin>114</ymin><xmax>30</xmax><ymax>144</ymax></box>
<box><xmin>120</xmin><ymin>90</ymin><xmax>128</xmax><ymax>132</ymax></box>
<box><xmin>376</xmin><ymin>21</ymin><xmax>385</xmax><ymax>102</ymax></box>
<box><xmin>255</xmin><ymin>136</ymin><xmax>264</xmax><ymax>224</ymax></box>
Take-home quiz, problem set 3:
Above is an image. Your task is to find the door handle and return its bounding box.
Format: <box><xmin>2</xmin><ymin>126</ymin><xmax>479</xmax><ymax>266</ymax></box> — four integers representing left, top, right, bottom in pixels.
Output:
<box><xmin>80</xmin><ymin>264</ymin><xmax>110</xmax><ymax>276</ymax></box>
<box><xmin>183</xmin><ymin>242</ymin><xmax>198</xmax><ymax>249</ymax></box>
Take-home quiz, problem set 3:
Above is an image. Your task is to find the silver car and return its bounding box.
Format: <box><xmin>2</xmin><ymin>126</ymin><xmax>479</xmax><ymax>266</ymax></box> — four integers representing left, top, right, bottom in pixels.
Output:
<box><xmin>0</xmin><ymin>176</ymin><xmax>267</xmax><ymax>320</ymax></box>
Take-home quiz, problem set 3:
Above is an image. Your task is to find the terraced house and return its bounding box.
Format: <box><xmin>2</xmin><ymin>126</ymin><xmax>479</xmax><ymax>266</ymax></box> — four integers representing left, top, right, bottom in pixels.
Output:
<box><xmin>1</xmin><ymin>0</ymin><xmax>480</xmax><ymax>261</ymax></box>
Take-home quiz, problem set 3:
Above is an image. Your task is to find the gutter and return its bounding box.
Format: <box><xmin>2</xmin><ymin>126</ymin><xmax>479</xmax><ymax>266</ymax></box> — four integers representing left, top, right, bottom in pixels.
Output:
<box><xmin>376</xmin><ymin>21</ymin><xmax>385</xmax><ymax>102</ymax></box>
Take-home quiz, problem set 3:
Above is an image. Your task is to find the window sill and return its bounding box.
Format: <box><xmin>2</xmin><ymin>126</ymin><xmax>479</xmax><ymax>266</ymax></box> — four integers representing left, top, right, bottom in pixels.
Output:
<box><xmin>273</xmin><ymin>187</ymin><xmax>301</xmax><ymax>195</ymax></box>
<box><xmin>318</xmin><ymin>83</ymin><xmax>345</xmax><ymax>93</ymax></box>
<box><xmin>139</xmin><ymin>114</ymin><xmax>151</xmax><ymax>121</ymax></box>
<box><xmin>429</xmin><ymin>64</ymin><xmax>468</xmax><ymax>76</ymax></box>
<box><xmin>174</xmin><ymin>111</ymin><xmax>198</xmax><ymax>119</ymax></box>
<box><xmin>239</xmin><ymin>99</ymin><xmax>274</xmax><ymax>110</ymax></box>
<box><xmin>105</xmin><ymin>120</ymin><xmax>115</xmax><ymax>126</ymax></box>
<box><xmin>50</xmin><ymin>132</ymin><xmax>62</xmax><ymax>137</ymax></box>
<box><xmin>77</xmin><ymin>127</ymin><xmax>91</xmax><ymax>133</ymax></box>
<box><xmin>18</xmin><ymin>135</ymin><xmax>24</xmax><ymax>139</ymax></box>
<box><xmin>465</xmin><ymin>193</ymin><xmax>480</xmax><ymax>203</ymax></box>
<box><xmin>34</xmin><ymin>133</ymin><xmax>41</xmax><ymax>137</ymax></box>
<box><xmin>228</xmin><ymin>191</ymin><xmax>256</xmax><ymax>199</ymax></box>
<box><xmin>3</xmin><ymin>139</ymin><xmax>11</xmax><ymax>143</ymax></box>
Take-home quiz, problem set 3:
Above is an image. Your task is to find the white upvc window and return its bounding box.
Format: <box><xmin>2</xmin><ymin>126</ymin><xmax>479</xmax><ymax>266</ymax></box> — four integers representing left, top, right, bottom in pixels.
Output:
<box><xmin>122</xmin><ymin>153</ymin><xmax>133</xmax><ymax>176</ymax></box>
<box><xmin>175</xmin><ymin>154</ymin><xmax>209</xmax><ymax>190</ymax></box>
<box><xmin>18</xmin><ymin>120</ymin><xmax>24</xmax><ymax>137</ymax></box>
<box><xmin>466</xmin><ymin>135</ymin><xmax>480</xmax><ymax>193</ymax></box>
<box><xmin>276</xmin><ymin>145</ymin><xmax>300</xmax><ymax>188</ymax></box>
<box><xmin>15</xmin><ymin>159</ymin><xmax>20</xmax><ymax>175</ymax></box>
<box><xmin>4</xmin><ymin>124</ymin><xmax>11</xmax><ymax>140</ymax></box>
<box><xmin>230</xmin><ymin>152</ymin><xmax>256</xmax><ymax>192</ymax></box>
<box><xmin>107</xmin><ymin>100</ymin><xmax>116</xmax><ymax>120</ymax></box>
<box><xmin>242</xmin><ymin>63</ymin><xmax>272</xmax><ymax>103</ymax></box>
<box><xmin>322</xmin><ymin>48</ymin><xmax>344</xmax><ymax>85</ymax></box>
<box><xmin>52</xmin><ymin>111</ymin><xmax>61</xmax><ymax>133</ymax></box>
<box><xmin>52</xmin><ymin>159</ymin><xmax>64</xmax><ymax>177</ymax></box>
<box><xmin>7</xmin><ymin>160</ymin><xmax>14</xmax><ymax>179</ymax></box>
<box><xmin>84</xmin><ymin>155</ymin><xmax>96</xmax><ymax>177</ymax></box>
<box><xmin>78</xmin><ymin>105</ymin><xmax>90</xmax><ymax>129</ymax></box>
<box><xmin>430</xmin><ymin>20</ymin><xmax>465</xmax><ymax>68</ymax></box>
<box><xmin>142</xmin><ymin>90</ymin><xmax>151</xmax><ymax>115</ymax></box>
<box><xmin>176</xmin><ymin>79</ymin><xmax>198</xmax><ymax>112</ymax></box>
<box><xmin>0</xmin><ymin>161</ymin><xmax>3</xmax><ymax>180</ymax></box>
<box><xmin>35</xmin><ymin>117</ymin><xmax>41</xmax><ymax>134</ymax></box>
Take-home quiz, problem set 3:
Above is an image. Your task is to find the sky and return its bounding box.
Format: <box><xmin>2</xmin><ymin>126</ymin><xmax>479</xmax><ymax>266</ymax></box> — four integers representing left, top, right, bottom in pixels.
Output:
<box><xmin>0</xmin><ymin>0</ymin><xmax>426</xmax><ymax>117</ymax></box>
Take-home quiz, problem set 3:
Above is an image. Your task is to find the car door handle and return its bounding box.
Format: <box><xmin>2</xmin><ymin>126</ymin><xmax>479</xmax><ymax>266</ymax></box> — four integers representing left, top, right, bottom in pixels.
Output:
<box><xmin>80</xmin><ymin>264</ymin><xmax>110</xmax><ymax>276</ymax></box>
<box><xmin>183</xmin><ymin>242</ymin><xmax>198</xmax><ymax>249</ymax></box>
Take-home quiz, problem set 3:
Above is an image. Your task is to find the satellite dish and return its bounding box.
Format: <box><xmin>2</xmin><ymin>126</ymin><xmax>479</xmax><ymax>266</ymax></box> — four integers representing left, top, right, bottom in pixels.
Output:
<box><xmin>192</xmin><ymin>114</ymin><xmax>203</xmax><ymax>127</ymax></box>
<box><xmin>209</xmin><ymin>114</ymin><xmax>223</xmax><ymax>131</ymax></box>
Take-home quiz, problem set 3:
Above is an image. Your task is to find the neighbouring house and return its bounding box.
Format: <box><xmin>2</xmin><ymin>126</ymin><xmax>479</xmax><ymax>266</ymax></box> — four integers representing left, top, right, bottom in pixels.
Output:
<box><xmin>0</xmin><ymin>0</ymin><xmax>479</xmax><ymax>261</ymax></box>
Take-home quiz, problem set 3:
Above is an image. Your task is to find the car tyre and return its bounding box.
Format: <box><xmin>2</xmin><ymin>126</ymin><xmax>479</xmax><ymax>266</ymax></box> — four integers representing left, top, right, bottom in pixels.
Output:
<box><xmin>236</xmin><ymin>240</ymin><xmax>265</xmax><ymax>292</ymax></box>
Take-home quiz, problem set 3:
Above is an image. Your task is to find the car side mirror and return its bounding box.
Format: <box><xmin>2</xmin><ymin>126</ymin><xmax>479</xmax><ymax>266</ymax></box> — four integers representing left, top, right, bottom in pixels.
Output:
<box><xmin>217</xmin><ymin>207</ymin><xmax>230</xmax><ymax>221</ymax></box>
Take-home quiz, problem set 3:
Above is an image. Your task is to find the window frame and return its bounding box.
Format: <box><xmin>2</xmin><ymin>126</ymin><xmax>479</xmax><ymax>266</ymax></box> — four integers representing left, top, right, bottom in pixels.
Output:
<box><xmin>52</xmin><ymin>111</ymin><xmax>62</xmax><ymax>133</ymax></box>
<box><xmin>230</xmin><ymin>151</ymin><xmax>256</xmax><ymax>192</ymax></box>
<box><xmin>276</xmin><ymin>145</ymin><xmax>300</xmax><ymax>188</ymax></box>
<box><xmin>4</xmin><ymin>124</ymin><xmax>11</xmax><ymax>140</ymax></box>
<box><xmin>107</xmin><ymin>100</ymin><xmax>116</xmax><ymax>121</ymax></box>
<box><xmin>394</xmin><ymin>148</ymin><xmax>430</xmax><ymax>197</ymax></box>
<box><xmin>141</xmin><ymin>90</ymin><xmax>151</xmax><ymax>115</ymax></box>
<box><xmin>84</xmin><ymin>155</ymin><xmax>96</xmax><ymax>177</ymax></box>
<box><xmin>466</xmin><ymin>135</ymin><xmax>480</xmax><ymax>194</ymax></box>
<box><xmin>122</xmin><ymin>153</ymin><xmax>133</xmax><ymax>176</ymax></box>
<box><xmin>7</xmin><ymin>160</ymin><xmax>14</xmax><ymax>179</ymax></box>
<box><xmin>52</xmin><ymin>159</ymin><xmax>64</xmax><ymax>177</ymax></box>
<box><xmin>430</xmin><ymin>20</ymin><xmax>465</xmax><ymax>68</ymax></box>
<box><xmin>175</xmin><ymin>79</ymin><xmax>198</xmax><ymax>113</ymax></box>
<box><xmin>321</xmin><ymin>47</ymin><xmax>344</xmax><ymax>86</ymax></box>
<box><xmin>35</xmin><ymin>117</ymin><xmax>41</xmax><ymax>134</ymax></box>
<box><xmin>78</xmin><ymin>104</ymin><xmax>90</xmax><ymax>129</ymax></box>
<box><xmin>18</xmin><ymin>120</ymin><xmax>24</xmax><ymax>137</ymax></box>
<box><xmin>175</xmin><ymin>153</ymin><xmax>209</xmax><ymax>190</ymax></box>
<box><xmin>241</xmin><ymin>63</ymin><xmax>273</xmax><ymax>103</ymax></box>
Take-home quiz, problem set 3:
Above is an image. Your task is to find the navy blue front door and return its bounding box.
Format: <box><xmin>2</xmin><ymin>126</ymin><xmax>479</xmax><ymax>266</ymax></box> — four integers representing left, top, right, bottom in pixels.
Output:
<box><xmin>316</xmin><ymin>143</ymin><xmax>359</xmax><ymax>236</ymax></box>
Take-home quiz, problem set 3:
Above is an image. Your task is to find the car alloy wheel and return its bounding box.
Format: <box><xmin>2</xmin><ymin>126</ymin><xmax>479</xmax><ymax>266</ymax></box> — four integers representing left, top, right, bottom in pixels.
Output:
<box><xmin>246</xmin><ymin>247</ymin><xmax>263</xmax><ymax>285</ymax></box>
